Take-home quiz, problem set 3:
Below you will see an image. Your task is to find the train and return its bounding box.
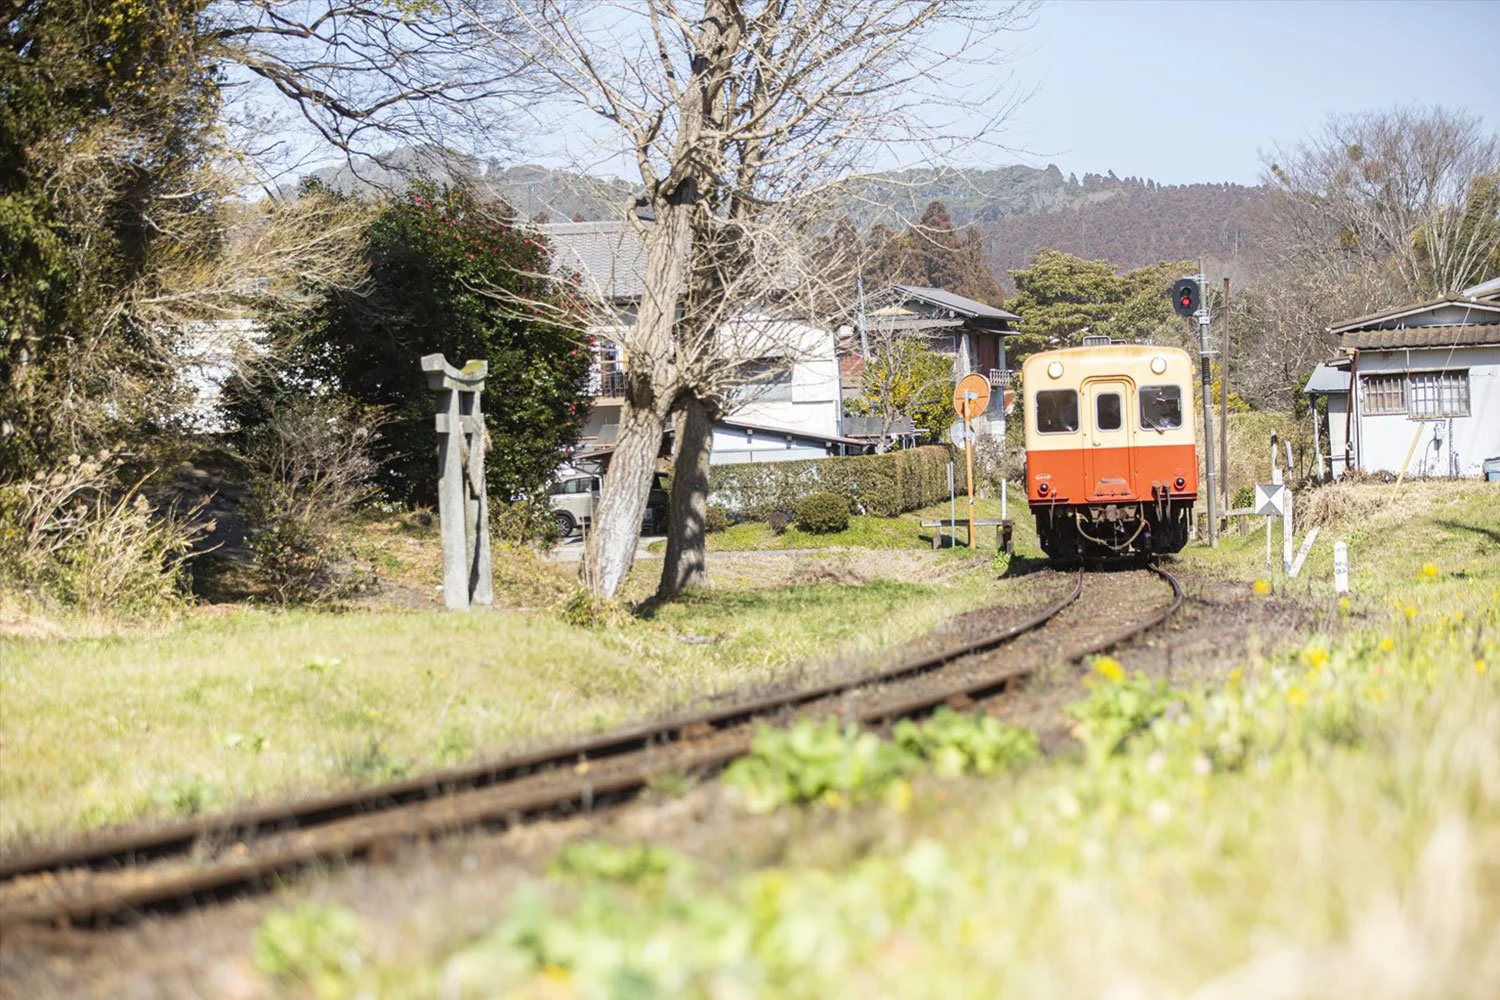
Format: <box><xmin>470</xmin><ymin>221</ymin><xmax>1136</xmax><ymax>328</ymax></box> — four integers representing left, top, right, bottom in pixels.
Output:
<box><xmin>1021</xmin><ymin>341</ymin><xmax>1198</xmax><ymax>562</ymax></box>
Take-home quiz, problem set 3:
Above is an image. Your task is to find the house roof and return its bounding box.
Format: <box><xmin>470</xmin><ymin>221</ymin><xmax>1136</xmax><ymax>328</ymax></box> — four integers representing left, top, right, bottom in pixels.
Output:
<box><xmin>1329</xmin><ymin>295</ymin><xmax>1500</xmax><ymax>334</ymax></box>
<box><xmin>718</xmin><ymin>417</ymin><xmax>867</xmax><ymax>447</ymax></box>
<box><xmin>1341</xmin><ymin>324</ymin><xmax>1500</xmax><ymax>350</ymax></box>
<box><xmin>1304</xmin><ymin>362</ymin><xmax>1351</xmax><ymax>395</ymax></box>
<box><xmin>537</xmin><ymin>220</ymin><xmax>646</xmax><ymax>302</ymax></box>
<box><xmin>889</xmin><ymin>284</ymin><xmax>1020</xmax><ymax>324</ymax></box>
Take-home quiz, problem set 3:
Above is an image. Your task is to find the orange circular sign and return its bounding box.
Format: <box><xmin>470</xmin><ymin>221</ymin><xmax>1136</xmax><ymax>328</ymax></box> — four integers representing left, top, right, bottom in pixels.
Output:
<box><xmin>953</xmin><ymin>373</ymin><xmax>992</xmax><ymax>420</ymax></box>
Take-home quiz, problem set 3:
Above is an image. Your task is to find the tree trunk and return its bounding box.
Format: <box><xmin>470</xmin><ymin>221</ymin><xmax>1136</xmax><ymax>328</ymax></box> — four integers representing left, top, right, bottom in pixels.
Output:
<box><xmin>584</xmin><ymin>394</ymin><xmax>671</xmax><ymax>598</ymax></box>
<box><xmin>658</xmin><ymin>394</ymin><xmax>715</xmax><ymax>598</ymax></box>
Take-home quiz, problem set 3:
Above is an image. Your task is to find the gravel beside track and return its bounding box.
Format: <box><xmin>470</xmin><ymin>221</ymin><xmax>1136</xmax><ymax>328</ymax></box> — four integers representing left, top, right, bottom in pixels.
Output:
<box><xmin>0</xmin><ymin>566</ymin><xmax>1180</xmax><ymax>928</ymax></box>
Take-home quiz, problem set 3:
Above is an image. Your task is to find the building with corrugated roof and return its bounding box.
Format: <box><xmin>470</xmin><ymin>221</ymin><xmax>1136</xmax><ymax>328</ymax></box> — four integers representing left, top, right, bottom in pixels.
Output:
<box><xmin>1310</xmin><ymin>277</ymin><xmax>1500</xmax><ymax>478</ymax></box>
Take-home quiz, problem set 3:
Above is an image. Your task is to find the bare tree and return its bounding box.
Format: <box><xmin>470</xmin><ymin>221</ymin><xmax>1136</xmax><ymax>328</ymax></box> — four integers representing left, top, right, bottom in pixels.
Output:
<box><xmin>1262</xmin><ymin>106</ymin><xmax>1500</xmax><ymax>301</ymax></box>
<box><xmin>482</xmin><ymin>0</ymin><xmax>1034</xmax><ymax>599</ymax></box>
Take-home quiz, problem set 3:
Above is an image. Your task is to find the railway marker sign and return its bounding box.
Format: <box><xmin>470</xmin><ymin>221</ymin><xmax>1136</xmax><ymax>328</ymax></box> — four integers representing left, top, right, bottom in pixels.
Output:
<box><xmin>1289</xmin><ymin>526</ymin><xmax>1320</xmax><ymax>578</ymax></box>
<box><xmin>1254</xmin><ymin>483</ymin><xmax>1287</xmax><ymax>517</ymax></box>
<box><xmin>953</xmin><ymin>373</ymin><xmax>991</xmax><ymax>419</ymax></box>
<box><xmin>1333</xmin><ymin>540</ymin><xmax>1350</xmax><ymax>593</ymax></box>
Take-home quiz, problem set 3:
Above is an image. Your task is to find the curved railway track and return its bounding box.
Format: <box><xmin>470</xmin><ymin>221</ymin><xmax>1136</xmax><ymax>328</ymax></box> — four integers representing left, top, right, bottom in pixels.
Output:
<box><xmin>0</xmin><ymin>565</ymin><xmax>1182</xmax><ymax>929</ymax></box>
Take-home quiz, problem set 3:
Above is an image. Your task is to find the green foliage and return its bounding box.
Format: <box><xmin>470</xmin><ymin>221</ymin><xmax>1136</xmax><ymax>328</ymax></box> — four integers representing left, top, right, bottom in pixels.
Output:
<box><xmin>254</xmin><ymin>903</ymin><xmax>368</xmax><ymax>1000</ymax></box>
<box><xmin>849</xmin><ymin>338</ymin><xmax>956</xmax><ymax>445</ymax></box>
<box><xmin>1</xmin><ymin>0</ymin><xmax>225</xmax><ymax>473</ymax></box>
<box><xmin>1007</xmin><ymin>250</ymin><xmax>1192</xmax><ymax>361</ymax></box>
<box><xmin>550</xmin><ymin>841</ymin><xmax>691</xmax><ymax>888</ymax></box>
<box><xmin>765</xmin><ymin>510</ymin><xmax>791</xmax><ymax>534</ymax></box>
<box><xmin>794</xmin><ymin>492</ymin><xmax>850</xmax><ymax>534</ymax></box>
<box><xmin>723</xmin><ymin>719</ymin><xmax>916</xmax><ymax>812</ymax></box>
<box><xmin>1065</xmin><ymin>658</ymin><xmax>1177</xmax><ymax>765</ymax></box>
<box><xmin>892</xmin><ymin>708</ymin><xmax>1038</xmax><ymax>778</ymax></box>
<box><xmin>710</xmin><ymin>445</ymin><xmax>951</xmax><ymax>521</ymax></box>
<box><xmin>249</xmin><ymin>185</ymin><xmax>590</xmax><ymax>505</ymax></box>
<box><xmin>1232</xmin><ymin>484</ymin><xmax>1256</xmax><ymax>510</ymax></box>
<box><xmin>704</xmin><ymin>504</ymin><xmax>729</xmax><ymax>534</ymax></box>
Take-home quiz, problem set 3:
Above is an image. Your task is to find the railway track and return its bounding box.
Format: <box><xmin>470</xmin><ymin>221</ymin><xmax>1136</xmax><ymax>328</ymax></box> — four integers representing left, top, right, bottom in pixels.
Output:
<box><xmin>0</xmin><ymin>565</ymin><xmax>1182</xmax><ymax>929</ymax></box>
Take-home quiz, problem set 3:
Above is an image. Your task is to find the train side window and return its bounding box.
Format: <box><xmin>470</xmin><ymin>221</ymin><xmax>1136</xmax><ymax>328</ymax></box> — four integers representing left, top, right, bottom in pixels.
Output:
<box><xmin>1096</xmin><ymin>392</ymin><xmax>1122</xmax><ymax>431</ymax></box>
<box><xmin>1140</xmin><ymin>385</ymin><xmax>1183</xmax><ymax>430</ymax></box>
<box><xmin>1035</xmin><ymin>390</ymin><xmax>1078</xmax><ymax>433</ymax></box>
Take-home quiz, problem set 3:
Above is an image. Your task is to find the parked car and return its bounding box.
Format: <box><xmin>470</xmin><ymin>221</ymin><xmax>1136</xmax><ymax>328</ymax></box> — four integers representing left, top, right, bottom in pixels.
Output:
<box><xmin>548</xmin><ymin>471</ymin><xmax>670</xmax><ymax>538</ymax></box>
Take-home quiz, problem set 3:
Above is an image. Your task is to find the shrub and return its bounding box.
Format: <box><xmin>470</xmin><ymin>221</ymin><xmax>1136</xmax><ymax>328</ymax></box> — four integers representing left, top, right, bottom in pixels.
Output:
<box><xmin>494</xmin><ymin>497</ymin><xmax>560</xmax><ymax>549</ymax></box>
<box><xmin>765</xmin><ymin>510</ymin><xmax>791</xmax><ymax>535</ymax></box>
<box><xmin>710</xmin><ymin>445</ymin><xmax>950</xmax><ymax>520</ymax></box>
<box><xmin>704</xmin><ymin>504</ymin><xmax>729</xmax><ymax>534</ymax></box>
<box><xmin>0</xmin><ymin>454</ymin><xmax>209</xmax><ymax>614</ymax></box>
<box><xmin>795</xmin><ymin>492</ymin><xmax>850</xmax><ymax>534</ymax></box>
<box><xmin>1232</xmin><ymin>484</ymin><xmax>1256</xmax><ymax>510</ymax></box>
<box><xmin>243</xmin><ymin>396</ymin><xmax>383</xmax><ymax>604</ymax></box>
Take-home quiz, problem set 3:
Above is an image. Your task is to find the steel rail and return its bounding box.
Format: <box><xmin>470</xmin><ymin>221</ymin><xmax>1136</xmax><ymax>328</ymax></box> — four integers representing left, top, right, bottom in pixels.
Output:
<box><xmin>0</xmin><ymin>566</ymin><xmax>1184</xmax><ymax>929</ymax></box>
<box><xmin>1</xmin><ymin>571</ymin><xmax>1085</xmax><ymax>882</ymax></box>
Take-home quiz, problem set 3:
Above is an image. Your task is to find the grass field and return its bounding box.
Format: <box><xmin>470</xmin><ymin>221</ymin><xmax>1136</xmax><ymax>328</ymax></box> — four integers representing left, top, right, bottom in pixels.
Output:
<box><xmin>242</xmin><ymin>480</ymin><xmax>1500</xmax><ymax>999</ymax></box>
<box><xmin>0</xmin><ymin>546</ymin><xmax>1009</xmax><ymax>848</ymax></box>
<box><xmin>648</xmin><ymin>497</ymin><xmax>1037</xmax><ymax>554</ymax></box>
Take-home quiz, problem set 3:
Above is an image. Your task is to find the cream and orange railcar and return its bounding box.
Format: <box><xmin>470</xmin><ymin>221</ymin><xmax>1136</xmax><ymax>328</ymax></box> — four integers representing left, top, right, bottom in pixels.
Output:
<box><xmin>1021</xmin><ymin>343</ymin><xmax>1198</xmax><ymax>561</ymax></box>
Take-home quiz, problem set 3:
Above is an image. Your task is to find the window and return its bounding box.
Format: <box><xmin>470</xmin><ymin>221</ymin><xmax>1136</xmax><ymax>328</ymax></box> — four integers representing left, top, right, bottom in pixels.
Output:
<box><xmin>1360</xmin><ymin>374</ymin><xmax>1405</xmax><ymax>415</ymax></box>
<box><xmin>1035</xmin><ymin>390</ymin><xmax>1079</xmax><ymax>433</ymax></box>
<box><xmin>1409</xmin><ymin>370</ymin><xmax>1470</xmax><ymax>417</ymax></box>
<box><xmin>1140</xmin><ymin>385</ymin><xmax>1183</xmax><ymax>430</ymax></box>
<box><xmin>739</xmin><ymin>361</ymin><xmax>794</xmax><ymax>401</ymax></box>
<box><xmin>1096</xmin><ymin>392</ymin><xmax>1122</xmax><ymax>431</ymax></box>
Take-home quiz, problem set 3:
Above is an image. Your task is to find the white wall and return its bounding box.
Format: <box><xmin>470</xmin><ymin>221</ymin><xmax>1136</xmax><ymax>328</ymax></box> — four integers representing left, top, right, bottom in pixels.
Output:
<box><xmin>723</xmin><ymin>319</ymin><xmax>841</xmax><ymax>442</ymax></box>
<box><xmin>710</xmin><ymin>425</ymin><xmax>832</xmax><ymax>464</ymax></box>
<box><xmin>1348</xmin><ymin>346</ymin><xmax>1500</xmax><ymax>477</ymax></box>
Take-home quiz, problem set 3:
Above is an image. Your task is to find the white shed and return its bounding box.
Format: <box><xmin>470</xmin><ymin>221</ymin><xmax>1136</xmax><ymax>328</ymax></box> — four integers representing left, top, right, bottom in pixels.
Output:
<box><xmin>1319</xmin><ymin>282</ymin><xmax>1500</xmax><ymax>479</ymax></box>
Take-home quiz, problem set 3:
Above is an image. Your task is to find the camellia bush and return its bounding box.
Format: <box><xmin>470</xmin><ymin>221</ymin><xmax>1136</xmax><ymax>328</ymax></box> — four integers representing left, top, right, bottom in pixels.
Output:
<box><xmin>239</xmin><ymin>185</ymin><xmax>590</xmax><ymax>507</ymax></box>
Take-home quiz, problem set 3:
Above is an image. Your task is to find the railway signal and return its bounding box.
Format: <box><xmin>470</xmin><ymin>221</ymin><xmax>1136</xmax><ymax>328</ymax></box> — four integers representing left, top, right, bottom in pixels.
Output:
<box><xmin>1171</xmin><ymin>277</ymin><xmax>1201</xmax><ymax>318</ymax></box>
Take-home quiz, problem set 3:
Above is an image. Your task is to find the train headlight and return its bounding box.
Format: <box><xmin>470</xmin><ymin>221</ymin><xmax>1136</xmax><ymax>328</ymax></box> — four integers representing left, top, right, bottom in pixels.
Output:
<box><xmin>1038</xmin><ymin>482</ymin><xmax>1049</xmax><ymax>494</ymax></box>
<box><xmin>1046</xmin><ymin>361</ymin><xmax>1063</xmax><ymax>379</ymax></box>
<box><xmin>1175</xmin><ymin>477</ymin><xmax>1186</xmax><ymax>490</ymax></box>
<box><xmin>1150</xmin><ymin>356</ymin><xmax>1167</xmax><ymax>375</ymax></box>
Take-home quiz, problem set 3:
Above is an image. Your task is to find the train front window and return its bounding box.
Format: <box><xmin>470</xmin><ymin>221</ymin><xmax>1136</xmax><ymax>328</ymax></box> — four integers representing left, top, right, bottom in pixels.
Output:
<box><xmin>1035</xmin><ymin>390</ymin><xmax>1078</xmax><ymax>433</ymax></box>
<box><xmin>1140</xmin><ymin>385</ymin><xmax>1182</xmax><ymax>430</ymax></box>
<box><xmin>1096</xmin><ymin>392</ymin><xmax>1122</xmax><ymax>431</ymax></box>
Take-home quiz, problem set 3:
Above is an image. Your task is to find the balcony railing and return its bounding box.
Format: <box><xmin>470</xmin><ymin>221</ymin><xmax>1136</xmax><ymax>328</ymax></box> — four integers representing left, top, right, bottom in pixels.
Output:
<box><xmin>590</xmin><ymin>369</ymin><xmax>627</xmax><ymax>398</ymax></box>
<box><xmin>986</xmin><ymin>369</ymin><xmax>1009</xmax><ymax>388</ymax></box>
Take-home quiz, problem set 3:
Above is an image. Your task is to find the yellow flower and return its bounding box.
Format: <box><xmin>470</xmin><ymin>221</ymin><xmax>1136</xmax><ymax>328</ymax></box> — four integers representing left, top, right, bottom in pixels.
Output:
<box><xmin>1478</xmin><ymin>660</ymin><xmax>1488</xmax><ymax>676</ymax></box>
<box><xmin>885</xmin><ymin>778</ymin><xmax>913</xmax><ymax>814</ymax></box>
<box><xmin>1338</xmin><ymin>597</ymin><xmax>1352</xmax><ymax>614</ymax></box>
<box><xmin>1252</xmin><ymin>579</ymin><xmax>1271</xmax><ymax>596</ymax></box>
<box><xmin>1378</xmin><ymin>636</ymin><xmax>1395</xmax><ymax>653</ymax></box>
<box><xmin>1286</xmin><ymin>685</ymin><xmax>1308</xmax><ymax>708</ymax></box>
<box><xmin>1404</xmin><ymin>605</ymin><xmax>1418</xmax><ymax>621</ymax></box>
<box><xmin>1301</xmin><ymin>646</ymin><xmax>1330</xmax><ymax>674</ymax></box>
<box><xmin>1227</xmin><ymin>667</ymin><xmax>1243</xmax><ymax>689</ymax></box>
<box><xmin>1093</xmin><ymin>656</ymin><xmax>1125</xmax><ymax>683</ymax></box>
<box><xmin>1420</xmin><ymin>562</ymin><xmax>1439</xmax><ymax>579</ymax></box>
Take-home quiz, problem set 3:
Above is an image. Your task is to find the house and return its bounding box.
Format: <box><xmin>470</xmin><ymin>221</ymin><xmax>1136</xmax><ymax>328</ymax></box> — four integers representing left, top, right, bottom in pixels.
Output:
<box><xmin>540</xmin><ymin>220</ymin><xmax>858</xmax><ymax>466</ymax></box>
<box><xmin>848</xmin><ymin>284</ymin><xmax>1020</xmax><ymax>440</ymax></box>
<box><xmin>1308</xmin><ymin>277</ymin><xmax>1500</xmax><ymax>479</ymax></box>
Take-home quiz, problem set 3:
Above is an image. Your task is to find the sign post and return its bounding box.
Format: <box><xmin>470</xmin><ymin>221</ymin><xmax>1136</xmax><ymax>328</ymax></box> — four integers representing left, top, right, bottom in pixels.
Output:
<box><xmin>953</xmin><ymin>373</ymin><xmax>991</xmax><ymax>548</ymax></box>
<box><xmin>1333</xmin><ymin>540</ymin><xmax>1350</xmax><ymax>594</ymax></box>
<box><xmin>1254</xmin><ymin>482</ymin><xmax>1287</xmax><ymax>573</ymax></box>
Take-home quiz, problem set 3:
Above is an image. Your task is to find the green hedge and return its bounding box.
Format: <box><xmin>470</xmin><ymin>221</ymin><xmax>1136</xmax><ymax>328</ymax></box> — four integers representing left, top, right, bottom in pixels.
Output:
<box><xmin>795</xmin><ymin>492</ymin><xmax>850</xmax><ymax>534</ymax></box>
<box><xmin>708</xmin><ymin>445</ymin><xmax>952</xmax><ymax>519</ymax></box>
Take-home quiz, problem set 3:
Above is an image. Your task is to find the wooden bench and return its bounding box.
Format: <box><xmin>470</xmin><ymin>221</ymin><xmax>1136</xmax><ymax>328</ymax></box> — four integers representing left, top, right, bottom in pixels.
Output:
<box><xmin>920</xmin><ymin>518</ymin><xmax>1014</xmax><ymax>553</ymax></box>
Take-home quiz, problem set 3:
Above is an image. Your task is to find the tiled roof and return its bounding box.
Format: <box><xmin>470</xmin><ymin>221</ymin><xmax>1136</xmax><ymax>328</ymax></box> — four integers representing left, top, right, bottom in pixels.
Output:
<box><xmin>537</xmin><ymin>221</ymin><xmax>646</xmax><ymax>302</ymax></box>
<box><xmin>1340</xmin><ymin>324</ymin><xmax>1500</xmax><ymax>350</ymax></box>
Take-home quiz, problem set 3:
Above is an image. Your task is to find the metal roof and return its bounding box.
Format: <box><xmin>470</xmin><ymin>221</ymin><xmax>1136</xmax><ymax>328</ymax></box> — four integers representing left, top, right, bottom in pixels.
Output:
<box><xmin>1341</xmin><ymin>324</ymin><xmax>1500</xmax><ymax>350</ymax></box>
<box><xmin>718</xmin><ymin>417</ymin><xmax>867</xmax><ymax>447</ymax></box>
<box><xmin>1304</xmin><ymin>362</ymin><xmax>1351</xmax><ymax>394</ymax></box>
<box><xmin>889</xmin><ymin>284</ymin><xmax>1020</xmax><ymax>324</ymax></box>
<box><xmin>537</xmin><ymin>220</ymin><xmax>646</xmax><ymax>302</ymax></box>
<box><xmin>1328</xmin><ymin>296</ymin><xmax>1500</xmax><ymax>334</ymax></box>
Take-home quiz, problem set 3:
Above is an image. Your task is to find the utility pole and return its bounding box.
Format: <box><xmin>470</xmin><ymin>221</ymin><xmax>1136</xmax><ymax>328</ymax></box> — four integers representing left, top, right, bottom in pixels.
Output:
<box><xmin>1198</xmin><ymin>273</ymin><xmax>1218</xmax><ymax>547</ymax></box>
<box><xmin>1220</xmin><ymin>276</ymin><xmax>1231</xmax><ymax>511</ymax></box>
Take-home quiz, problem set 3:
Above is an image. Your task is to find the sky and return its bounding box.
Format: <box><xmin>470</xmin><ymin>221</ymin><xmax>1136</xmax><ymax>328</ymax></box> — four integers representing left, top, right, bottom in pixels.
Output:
<box><xmin>996</xmin><ymin>0</ymin><xmax>1500</xmax><ymax>185</ymax></box>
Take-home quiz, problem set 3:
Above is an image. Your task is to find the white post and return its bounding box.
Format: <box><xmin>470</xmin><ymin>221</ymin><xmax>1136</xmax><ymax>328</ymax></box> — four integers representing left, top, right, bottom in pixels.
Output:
<box><xmin>1282</xmin><ymin>490</ymin><xmax>1294</xmax><ymax>575</ymax></box>
<box><xmin>1333</xmin><ymin>540</ymin><xmax>1350</xmax><ymax>594</ymax></box>
<box><xmin>1290</xmin><ymin>526</ymin><xmax>1320</xmax><ymax>578</ymax></box>
<box><xmin>948</xmin><ymin>461</ymin><xmax>956</xmax><ymax>549</ymax></box>
<box><xmin>1001</xmin><ymin>478</ymin><xmax>1007</xmax><ymax>521</ymax></box>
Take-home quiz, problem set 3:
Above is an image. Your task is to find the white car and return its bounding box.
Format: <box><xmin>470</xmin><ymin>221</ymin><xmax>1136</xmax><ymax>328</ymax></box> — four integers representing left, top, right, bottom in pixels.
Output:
<box><xmin>548</xmin><ymin>471</ymin><xmax>670</xmax><ymax>537</ymax></box>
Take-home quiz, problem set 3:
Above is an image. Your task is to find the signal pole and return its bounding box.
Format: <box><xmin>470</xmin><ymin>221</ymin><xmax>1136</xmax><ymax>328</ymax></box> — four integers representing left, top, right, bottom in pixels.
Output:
<box><xmin>1196</xmin><ymin>273</ymin><xmax>1219</xmax><ymax>547</ymax></box>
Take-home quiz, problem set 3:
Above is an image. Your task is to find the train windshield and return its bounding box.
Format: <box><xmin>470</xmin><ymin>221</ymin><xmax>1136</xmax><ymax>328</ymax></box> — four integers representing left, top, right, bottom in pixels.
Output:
<box><xmin>1035</xmin><ymin>390</ymin><xmax>1079</xmax><ymax>433</ymax></box>
<box><xmin>1140</xmin><ymin>385</ymin><xmax>1183</xmax><ymax>430</ymax></box>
